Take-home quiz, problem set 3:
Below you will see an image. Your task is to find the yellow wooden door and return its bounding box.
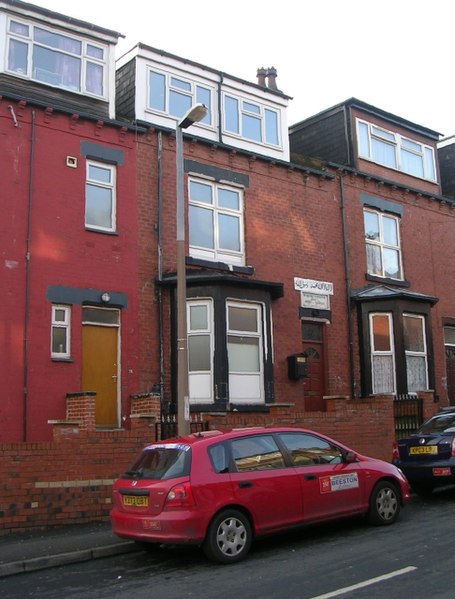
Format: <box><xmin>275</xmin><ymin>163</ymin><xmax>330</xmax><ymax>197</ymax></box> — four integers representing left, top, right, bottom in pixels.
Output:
<box><xmin>82</xmin><ymin>325</ymin><xmax>118</xmax><ymax>427</ymax></box>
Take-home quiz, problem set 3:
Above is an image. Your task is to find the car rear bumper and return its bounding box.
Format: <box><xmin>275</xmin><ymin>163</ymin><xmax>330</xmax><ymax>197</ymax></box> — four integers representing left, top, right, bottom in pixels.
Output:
<box><xmin>395</xmin><ymin>462</ymin><xmax>455</xmax><ymax>484</ymax></box>
<box><xmin>110</xmin><ymin>508</ymin><xmax>207</xmax><ymax>545</ymax></box>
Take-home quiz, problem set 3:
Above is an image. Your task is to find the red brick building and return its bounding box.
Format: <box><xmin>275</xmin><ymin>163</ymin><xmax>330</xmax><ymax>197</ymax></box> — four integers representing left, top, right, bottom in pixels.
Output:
<box><xmin>2</xmin><ymin>0</ymin><xmax>454</xmax><ymax>446</ymax></box>
<box><xmin>0</xmin><ymin>0</ymin><xmax>144</xmax><ymax>441</ymax></box>
<box><xmin>290</xmin><ymin>99</ymin><xmax>455</xmax><ymax>405</ymax></box>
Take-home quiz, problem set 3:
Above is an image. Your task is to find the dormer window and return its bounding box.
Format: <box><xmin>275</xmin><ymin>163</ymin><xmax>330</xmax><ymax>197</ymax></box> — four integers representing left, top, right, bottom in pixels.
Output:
<box><xmin>357</xmin><ymin>119</ymin><xmax>436</xmax><ymax>182</ymax></box>
<box><xmin>148</xmin><ymin>68</ymin><xmax>212</xmax><ymax>126</ymax></box>
<box><xmin>7</xmin><ymin>18</ymin><xmax>106</xmax><ymax>97</ymax></box>
<box><xmin>224</xmin><ymin>94</ymin><xmax>280</xmax><ymax>147</ymax></box>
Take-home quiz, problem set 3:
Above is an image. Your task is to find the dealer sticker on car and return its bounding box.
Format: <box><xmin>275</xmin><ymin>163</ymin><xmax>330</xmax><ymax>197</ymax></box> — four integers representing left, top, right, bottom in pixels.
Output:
<box><xmin>319</xmin><ymin>473</ymin><xmax>359</xmax><ymax>494</ymax></box>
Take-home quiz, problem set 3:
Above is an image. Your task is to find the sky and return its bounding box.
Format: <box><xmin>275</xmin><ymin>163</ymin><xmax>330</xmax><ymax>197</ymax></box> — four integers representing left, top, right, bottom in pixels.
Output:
<box><xmin>29</xmin><ymin>0</ymin><xmax>454</xmax><ymax>137</ymax></box>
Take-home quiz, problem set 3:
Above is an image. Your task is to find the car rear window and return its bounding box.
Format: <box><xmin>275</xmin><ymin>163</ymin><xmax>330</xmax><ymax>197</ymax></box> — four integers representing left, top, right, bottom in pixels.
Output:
<box><xmin>418</xmin><ymin>413</ymin><xmax>455</xmax><ymax>434</ymax></box>
<box><xmin>123</xmin><ymin>443</ymin><xmax>191</xmax><ymax>480</ymax></box>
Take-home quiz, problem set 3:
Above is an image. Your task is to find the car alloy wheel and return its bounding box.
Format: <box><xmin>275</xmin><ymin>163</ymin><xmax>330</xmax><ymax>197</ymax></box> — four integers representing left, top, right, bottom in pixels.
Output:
<box><xmin>203</xmin><ymin>509</ymin><xmax>252</xmax><ymax>564</ymax></box>
<box><xmin>368</xmin><ymin>481</ymin><xmax>400</xmax><ymax>525</ymax></box>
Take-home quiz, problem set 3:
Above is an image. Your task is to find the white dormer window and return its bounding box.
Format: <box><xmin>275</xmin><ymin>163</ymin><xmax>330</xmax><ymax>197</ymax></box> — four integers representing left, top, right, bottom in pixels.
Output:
<box><xmin>357</xmin><ymin>119</ymin><xmax>436</xmax><ymax>182</ymax></box>
<box><xmin>148</xmin><ymin>68</ymin><xmax>212</xmax><ymax>126</ymax></box>
<box><xmin>224</xmin><ymin>94</ymin><xmax>280</xmax><ymax>147</ymax></box>
<box><xmin>7</xmin><ymin>18</ymin><xmax>106</xmax><ymax>98</ymax></box>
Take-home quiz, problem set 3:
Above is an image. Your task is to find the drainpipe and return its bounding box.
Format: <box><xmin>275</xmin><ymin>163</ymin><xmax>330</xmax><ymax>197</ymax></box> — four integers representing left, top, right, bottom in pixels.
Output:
<box><xmin>217</xmin><ymin>73</ymin><xmax>223</xmax><ymax>144</ymax></box>
<box><xmin>156</xmin><ymin>131</ymin><xmax>165</xmax><ymax>405</ymax></box>
<box><xmin>23</xmin><ymin>110</ymin><xmax>36</xmax><ymax>441</ymax></box>
<box><xmin>339</xmin><ymin>170</ymin><xmax>356</xmax><ymax>399</ymax></box>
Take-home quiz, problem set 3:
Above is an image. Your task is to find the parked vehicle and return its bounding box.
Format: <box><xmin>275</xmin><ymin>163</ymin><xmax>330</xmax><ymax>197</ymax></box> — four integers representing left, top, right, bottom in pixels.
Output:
<box><xmin>393</xmin><ymin>408</ymin><xmax>455</xmax><ymax>495</ymax></box>
<box><xmin>111</xmin><ymin>427</ymin><xmax>410</xmax><ymax>563</ymax></box>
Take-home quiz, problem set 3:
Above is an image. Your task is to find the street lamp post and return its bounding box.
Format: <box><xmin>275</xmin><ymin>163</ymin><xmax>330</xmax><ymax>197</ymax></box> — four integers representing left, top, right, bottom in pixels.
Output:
<box><xmin>176</xmin><ymin>103</ymin><xmax>207</xmax><ymax>436</ymax></box>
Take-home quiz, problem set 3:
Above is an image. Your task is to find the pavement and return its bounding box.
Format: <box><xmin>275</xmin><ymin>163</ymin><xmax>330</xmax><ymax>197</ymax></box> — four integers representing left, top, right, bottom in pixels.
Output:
<box><xmin>0</xmin><ymin>521</ymin><xmax>140</xmax><ymax>578</ymax></box>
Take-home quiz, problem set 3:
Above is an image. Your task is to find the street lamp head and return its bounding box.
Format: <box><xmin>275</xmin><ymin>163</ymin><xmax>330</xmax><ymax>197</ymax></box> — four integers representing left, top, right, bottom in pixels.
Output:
<box><xmin>178</xmin><ymin>103</ymin><xmax>208</xmax><ymax>130</ymax></box>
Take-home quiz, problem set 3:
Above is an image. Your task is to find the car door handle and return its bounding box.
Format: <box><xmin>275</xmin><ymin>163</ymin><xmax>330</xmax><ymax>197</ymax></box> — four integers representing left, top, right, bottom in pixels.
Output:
<box><xmin>304</xmin><ymin>474</ymin><xmax>316</xmax><ymax>480</ymax></box>
<box><xmin>238</xmin><ymin>481</ymin><xmax>253</xmax><ymax>488</ymax></box>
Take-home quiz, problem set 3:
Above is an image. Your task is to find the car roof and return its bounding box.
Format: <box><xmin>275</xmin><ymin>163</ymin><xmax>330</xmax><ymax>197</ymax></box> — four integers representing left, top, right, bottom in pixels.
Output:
<box><xmin>146</xmin><ymin>427</ymin><xmax>331</xmax><ymax>449</ymax></box>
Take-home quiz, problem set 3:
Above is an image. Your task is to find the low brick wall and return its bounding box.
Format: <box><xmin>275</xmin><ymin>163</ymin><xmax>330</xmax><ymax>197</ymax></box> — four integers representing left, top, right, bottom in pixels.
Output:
<box><xmin>0</xmin><ymin>392</ymin><xmax>437</xmax><ymax>536</ymax></box>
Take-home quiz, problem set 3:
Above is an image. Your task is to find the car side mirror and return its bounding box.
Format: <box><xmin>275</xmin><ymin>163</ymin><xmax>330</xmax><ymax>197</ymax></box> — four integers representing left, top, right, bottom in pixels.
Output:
<box><xmin>344</xmin><ymin>451</ymin><xmax>359</xmax><ymax>463</ymax></box>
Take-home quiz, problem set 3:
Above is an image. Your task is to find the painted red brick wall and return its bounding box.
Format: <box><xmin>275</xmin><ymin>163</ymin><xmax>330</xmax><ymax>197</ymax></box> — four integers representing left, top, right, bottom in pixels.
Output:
<box><xmin>1</xmin><ymin>100</ymin><xmax>140</xmax><ymax>442</ymax></box>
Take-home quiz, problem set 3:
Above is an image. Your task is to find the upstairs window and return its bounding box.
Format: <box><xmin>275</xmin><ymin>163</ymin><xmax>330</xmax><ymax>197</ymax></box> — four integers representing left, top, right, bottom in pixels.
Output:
<box><xmin>224</xmin><ymin>94</ymin><xmax>280</xmax><ymax>147</ymax></box>
<box><xmin>85</xmin><ymin>161</ymin><xmax>116</xmax><ymax>232</ymax></box>
<box><xmin>148</xmin><ymin>69</ymin><xmax>212</xmax><ymax>125</ymax></box>
<box><xmin>188</xmin><ymin>178</ymin><xmax>244</xmax><ymax>265</ymax></box>
<box><xmin>364</xmin><ymin>208</ymin><xmax>403</xmax><ymax>280</ymax></box>
<box><xmin>357</xmin><ymin>119</ymin><xmax>436</xmax><ymax>182</ymax></box>
<box><xmin>7</xmin><ymin>19</ymin><xmax>106</xmax><ymax>97</ymax></box>
<box><xmin>51</xmin><ymin>305</ymin><xmax>71</xmax><ymax>359</ymax></box>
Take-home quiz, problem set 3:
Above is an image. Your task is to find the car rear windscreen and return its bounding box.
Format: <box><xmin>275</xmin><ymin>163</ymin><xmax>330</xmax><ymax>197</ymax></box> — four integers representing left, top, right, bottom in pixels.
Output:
<box><xmin>123</xmin><ymin>443</ymin><xmax>191</xmax><ymax>480</ymax></box>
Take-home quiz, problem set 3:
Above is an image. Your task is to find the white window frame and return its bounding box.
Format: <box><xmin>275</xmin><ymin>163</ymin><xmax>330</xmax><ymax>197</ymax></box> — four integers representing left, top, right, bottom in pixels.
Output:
<box><xmin>369</xmin><ymin>312</ymin><xmax>396</xmax><ymax>394</ymax></box>
<box><xmin>188</xmin><ymin>177</ymin><xmax>245</xmax><ymax>265</ymax></box>
<box><xmin>6</xmin><ymin>17</ymin><xmax>107</xmax><ymax>99</ymax></box>
<box><xmin>85</xmin><ymin>160</ymin><xmax>116</xmax><ymax>232</ymax></box>
<box><xmin>51</xmin><ymin>305</ymin><xmax>71</xmax><ymax>359</ymax></box>
<box><xmin>147</xmin><ymin>67</ymin><xmax>212</xmax><ymax>126</ymax></box>
<box><xmin>223</xmin><ymin>93</ymin><xmax>281</xmax><ymax>148</ymax></box>
<box><xmin>364</xmin><ymin>208</ymin><xmax>403</xmax><ymax>280</ymax></box>
<box><xmin>357</xmin><ymin>118</ymin><xmax>436</xmax><ymax>182</ymax></box>
<box><xmin>226</xmin><ymin>300</ymin><xmax>264</xmax><ymax>404</ymax></box>
<box><xmin>403</xmin><ymin>313</ymin><xmax>428</xmax><ymax>393</ymax></box>
<box><xmin>187</xmin><ymin>299</ymin><xmax>214</xmax><ymax>404</ymax></box>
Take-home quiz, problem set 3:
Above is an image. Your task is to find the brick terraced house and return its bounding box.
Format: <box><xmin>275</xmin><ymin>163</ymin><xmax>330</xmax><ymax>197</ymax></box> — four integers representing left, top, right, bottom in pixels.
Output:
<box><xmin>1</xmin><ymin>0</ymin><xmax>454</xmax><ymax>446</ymax></box>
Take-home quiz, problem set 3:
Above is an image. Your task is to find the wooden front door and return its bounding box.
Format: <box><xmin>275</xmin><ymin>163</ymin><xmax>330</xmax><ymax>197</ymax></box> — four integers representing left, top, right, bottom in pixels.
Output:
<box><xmin>302</xmin><ymin>322</ymin><xmax>326</xmax><ymax>411</ymax></box>
<box><xmin>82</xmin><ymin>323</ymin><xmax>118</xmax><ymax>427</ymax></box>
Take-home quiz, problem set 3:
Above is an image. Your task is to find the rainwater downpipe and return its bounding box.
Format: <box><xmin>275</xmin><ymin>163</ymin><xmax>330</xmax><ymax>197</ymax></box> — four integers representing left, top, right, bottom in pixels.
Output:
<box><xmin>23</xmin><ymin>110</ymin><xmax>36</xmax><ymax>441</ymax></box>
<box><xmin>156</xmin><ymin>131</ymin><xmax>165</xmax><ymax>403</ymax></box>
<box><xmin>339</xmin><ymin>170</ymin><xmax>356</xmax><ymax>399</ymax></box>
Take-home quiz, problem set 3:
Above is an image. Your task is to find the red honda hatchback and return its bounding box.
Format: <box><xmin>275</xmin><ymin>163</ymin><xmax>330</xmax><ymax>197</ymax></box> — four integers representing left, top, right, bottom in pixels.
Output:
<box><xmin>110</xmin><ymin>427</ymin><xmax>410</xmax><ymax>563</ymax></box>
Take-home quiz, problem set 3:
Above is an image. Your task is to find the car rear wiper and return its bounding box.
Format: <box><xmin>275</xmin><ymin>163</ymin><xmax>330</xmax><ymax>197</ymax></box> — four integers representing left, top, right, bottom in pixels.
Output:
<box><xmin>124</xmin><ymin>468</ymin><xmax>144</xmax><ymax>478</ymax></box>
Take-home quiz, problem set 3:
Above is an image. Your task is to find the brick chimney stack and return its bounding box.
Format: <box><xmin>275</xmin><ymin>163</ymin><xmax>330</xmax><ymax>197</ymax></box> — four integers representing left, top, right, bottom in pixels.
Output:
<box><xmin>267</xmin><ymin>67</ymin><xmax>278</xmax><ymax>90</ymax></box>
<box><xmin>257</xmin><ymin>67</ymin><xmax>267</xmax><ymax>87</ymax></box>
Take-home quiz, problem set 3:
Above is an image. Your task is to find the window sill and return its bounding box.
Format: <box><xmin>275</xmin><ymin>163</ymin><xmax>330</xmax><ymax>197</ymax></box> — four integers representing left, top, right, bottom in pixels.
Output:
<box><xmin>51</xmin><ymin>357</ymin><xmax>74</xmax><ymax>363</ymax></box>
<box><xmin>186</xmin><ymin>256</ymin><xmax>254</xmax><ymax>275</ymax></box>
<box><xmin>85</xmin><ymin>227</ymin><xmax>119</xmax><ymax>236</ymax></box>
<box><xmin>365</xmin><ymin>274</ymin><xmax>410</xmax><ymax>288</ymax></box>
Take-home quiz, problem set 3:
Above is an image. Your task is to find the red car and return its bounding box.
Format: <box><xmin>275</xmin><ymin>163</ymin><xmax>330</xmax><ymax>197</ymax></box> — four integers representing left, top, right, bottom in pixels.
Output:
<box><xmin>110</xmin><ymin>427</ymin><xmax>410</xmax><ymax>563</ymax></box>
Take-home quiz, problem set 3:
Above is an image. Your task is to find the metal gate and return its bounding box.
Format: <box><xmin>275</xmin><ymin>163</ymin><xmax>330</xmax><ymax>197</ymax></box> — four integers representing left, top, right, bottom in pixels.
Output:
<box><xmin>155</xmin><ymin>409</ymin><xmax>208</xmax><ymax>441</ymax></box>
<box><xmin>393</xmin><ymin>394</ymin><xmax>423</xmax><ymax>439</ymax></box>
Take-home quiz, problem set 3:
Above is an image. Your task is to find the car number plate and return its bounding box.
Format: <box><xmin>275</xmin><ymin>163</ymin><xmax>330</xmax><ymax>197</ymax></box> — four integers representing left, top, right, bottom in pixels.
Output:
<box><xmin>409</xmin><ymin>446</ymin><xmax>438</xmax><ymax>455</ymax></box>
<box><xmin>122</xmin><ymin>495</ymin><xmax>148</xmax><ymax>507</ymax></box>
<box><xmin>433</xmin><ymin>467</ymin><xmax>451</xmax><ymax>476</ymax></box>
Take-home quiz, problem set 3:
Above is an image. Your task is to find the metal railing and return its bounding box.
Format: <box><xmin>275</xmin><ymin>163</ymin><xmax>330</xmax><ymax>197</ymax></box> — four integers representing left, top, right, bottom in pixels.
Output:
<box><xmin>156</xmin><ymin>412</ymin><xmax>208</xmax><ymax>441</ymax></box>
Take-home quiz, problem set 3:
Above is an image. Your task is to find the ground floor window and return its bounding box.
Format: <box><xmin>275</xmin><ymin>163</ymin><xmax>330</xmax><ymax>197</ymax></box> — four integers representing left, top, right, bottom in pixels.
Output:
<box><xmin>51</xmin><ymin>304</ymin><xmax>71</xmax><ymax>359</ymax></box>
<box><xmin>370</xmin><ymin>312</ymin><xmax>395</xmax><ymax>394</ymax></box>
<box><xmin>359</xmin><ymin>303</ymin><xmax>432</xmax><ymax>396</ymax></box>
<box><xmin>404</xmin><ymin>314</ymin><xmax>428</xmax><ymax>392</ymax></box>
<box><xmin>182</xmin><ymin>286</ymin><xmax>274</xmax><ymax>409</ymax></box>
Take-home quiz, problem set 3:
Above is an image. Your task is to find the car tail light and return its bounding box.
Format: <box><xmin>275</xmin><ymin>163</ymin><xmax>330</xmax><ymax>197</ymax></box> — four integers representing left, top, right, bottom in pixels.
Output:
<box><xmin>164</xmin><ymin>482</ymin><xmax>195</xmax><ymax>509</ymax></box>
<box><xmin>392</xmin><ymin>441</ymin><xmax>400</xmax><ymax>460</ymax></box>
<box><xmin>451</xmin><ymin>438</ymin><xmax>455</xmax><ymax>457</ymax></box>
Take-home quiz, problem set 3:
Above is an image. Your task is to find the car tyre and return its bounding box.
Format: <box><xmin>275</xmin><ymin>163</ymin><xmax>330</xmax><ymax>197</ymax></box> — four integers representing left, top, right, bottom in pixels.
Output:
<box><xmin>367</xmin><ymin>480</ymin><xmax>400</xmax><ymax>525</ymax></box>
<box><xmin>203</xmin><ymin>509</ymin><xmax>252</xmax><ymax>564</ymax></box>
